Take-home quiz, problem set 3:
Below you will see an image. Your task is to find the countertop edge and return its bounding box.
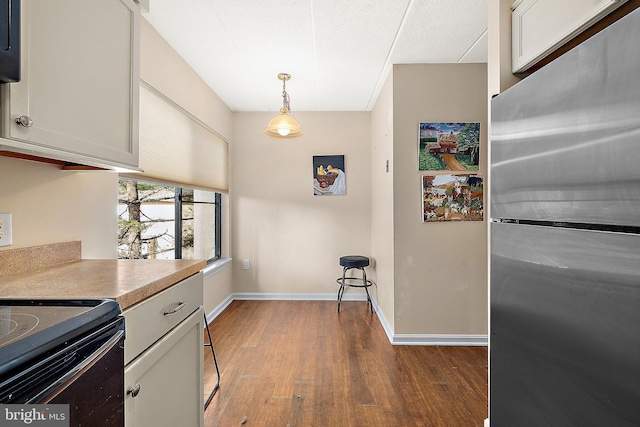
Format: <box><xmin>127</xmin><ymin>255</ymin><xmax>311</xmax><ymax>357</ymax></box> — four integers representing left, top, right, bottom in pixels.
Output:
<box><xmin>116</xmin><ymin>262</ymin><xmax>205</xmax><ymax>310</ymax></box>
<box><xmin>1</xmin><ymin>259</ymin><xmax>207</xmax><ymax>311</ymax></box>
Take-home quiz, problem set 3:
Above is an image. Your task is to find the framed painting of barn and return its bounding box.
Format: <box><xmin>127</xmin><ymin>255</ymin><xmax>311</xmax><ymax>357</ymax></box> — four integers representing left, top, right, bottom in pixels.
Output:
<box><xmin>418</xmin><ymin>122</ymin><xmax>480</xmax><ymax>171</ymax></box>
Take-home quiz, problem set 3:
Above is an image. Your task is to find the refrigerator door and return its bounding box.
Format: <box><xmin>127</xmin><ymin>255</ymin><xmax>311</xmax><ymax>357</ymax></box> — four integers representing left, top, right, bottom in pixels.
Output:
<box><xmin>491</xmin><ymin>222</ymin><xmax>640</xmax><ymax>426</ymax></box>
<box><xmin>491</xmin><ymin>8</ymin><xmax>640</xmax><ymax>226</ymax></box>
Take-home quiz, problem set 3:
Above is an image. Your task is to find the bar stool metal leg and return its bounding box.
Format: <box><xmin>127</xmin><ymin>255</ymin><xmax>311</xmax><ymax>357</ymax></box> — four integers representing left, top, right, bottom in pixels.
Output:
<box><xmin>204</xmin><ymin>314</ymin><xmax>221</xmax><ymax>409</ymax></box>
<box><xmin>362</xmin><ymin>267</ymin><xmax>373</xmax><ymax>313</ymax></box>
<box><xmin>337</xmin><ymin>266</ymin><xmax>347</xmax><ymax>312</ymax></box>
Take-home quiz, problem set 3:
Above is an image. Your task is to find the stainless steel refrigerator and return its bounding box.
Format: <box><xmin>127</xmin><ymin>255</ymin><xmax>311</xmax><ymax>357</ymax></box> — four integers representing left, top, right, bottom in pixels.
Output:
<box><xmin>490</xmin><ymin>8</ymin><xmax>640</xmax><ymax>427</ymax></box>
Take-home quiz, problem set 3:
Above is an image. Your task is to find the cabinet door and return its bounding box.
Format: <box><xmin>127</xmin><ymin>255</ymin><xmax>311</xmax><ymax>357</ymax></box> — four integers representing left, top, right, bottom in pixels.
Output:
<box><xmin>125</xmin><ymin>307</ymin><xmax>204</xmax><ymax>427</ymax></box>
<box><xmin>511</xmin><ymin>0</ymin><xmax>623</xmax><ymax>73</ymax></box>
<box><xmin>1</xmin><ymin>0</ymin><xmax>139</xmax><ymax>168</ymax></box>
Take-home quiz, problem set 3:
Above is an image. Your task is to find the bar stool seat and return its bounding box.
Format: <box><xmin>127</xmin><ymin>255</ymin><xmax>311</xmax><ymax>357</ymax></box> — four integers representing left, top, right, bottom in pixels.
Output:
<box><xmin>336</xmin><ymin>255</ymin><xmax>373</xmax><ymax>312</ymax></box>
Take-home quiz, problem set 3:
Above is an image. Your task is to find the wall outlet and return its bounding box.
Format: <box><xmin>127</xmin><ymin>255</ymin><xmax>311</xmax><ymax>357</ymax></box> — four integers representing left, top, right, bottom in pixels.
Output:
<box><xmin>0</xmin><ymin>213</ymin><xmax>12</xmax><ymax>247</ymax></box>
<box><xmin>242</xmin><ymin>259</ymin><xmax>250</xmax><ymax>270</ymax></box>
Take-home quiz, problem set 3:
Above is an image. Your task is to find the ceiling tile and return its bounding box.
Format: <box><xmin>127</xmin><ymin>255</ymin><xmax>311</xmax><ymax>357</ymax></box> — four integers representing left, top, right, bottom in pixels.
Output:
<box><xmin>312</xmin><ymin>0</ymin><xmax>411</xmax><ymax>110</ymax></box>
<box><xmin>143</xmin><ymin>0</ymin><xmax>487</xmax><ymax>112</ymax></box>
<box><xmin>459</xmin><ymin>30</ymin><xmax>488</xmax><ymax>63</ymax></box>
<box><xmin>390</xmin><ymin>0</ymin><xmax>488</xmax><ymax>64</ymax></box>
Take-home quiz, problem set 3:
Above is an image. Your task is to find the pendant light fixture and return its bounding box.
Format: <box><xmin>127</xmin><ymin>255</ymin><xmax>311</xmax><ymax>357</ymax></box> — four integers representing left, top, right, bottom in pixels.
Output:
<box><xmin>263</xmin><ymin>73</ymin><xmax>304</xmax><ymax>139</ymax></box>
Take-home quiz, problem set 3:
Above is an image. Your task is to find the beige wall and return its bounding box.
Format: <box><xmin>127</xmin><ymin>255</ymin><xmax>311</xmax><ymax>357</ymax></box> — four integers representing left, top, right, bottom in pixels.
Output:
<box><xmin>140</xmin><ymin>18</ymin><xmax>232</xmax><ymax>140</ymax></box>
<box><xmin>1</xmin><ymin>18</ymin><xmax>234</xmax><ymax>296</ymax></box>
<box><xmin>1</xmin><ymin>17</ymin><xmax>491</xmax><ymax>337</ymax></box>
<box><xmin>231</xmin><ymin>112</ymin><xmax>371</xmax><ymax>295</ymax></box>
<box><xmin>488</xmin><ymin>0</ymin><xmax>521</xmax><ymax>96</ymax></box>
<box><xmin>0</xmin><ymin>157</ymin><xmax>118</xmax><ymax>258</ymax></box>
<box><xmin>140</xmin><ymin>17</ymin><xmax>234</xmax><ymax>312</ymax></box>
<box><xmin>204</xmin><ymin>262</ymin><xmax>232</xmax><ymax>315</ymax></box>
<box><xmin>392</xmin><ymin>64</ymin><xmax>488</xmax><ymax>335</ymax></box>
<box><xmin>370</xmin><ymin>71</ymin><xmax>395</xmax><ymax>330</ymax></box>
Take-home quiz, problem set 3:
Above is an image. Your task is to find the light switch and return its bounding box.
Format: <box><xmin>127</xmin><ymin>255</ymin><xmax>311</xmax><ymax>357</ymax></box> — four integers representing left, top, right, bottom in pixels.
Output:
<box><xmin>242</xmin><ymin>259</ymin><xmax>250</xmax><ymax>270</ymax></box>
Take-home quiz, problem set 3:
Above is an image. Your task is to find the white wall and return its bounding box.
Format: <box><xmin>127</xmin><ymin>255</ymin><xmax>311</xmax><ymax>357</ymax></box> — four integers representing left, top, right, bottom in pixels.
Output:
<box><xmin>231</xmin><ymin>112</ymin><xmax>371</xmax><ymax>296</ymax></box>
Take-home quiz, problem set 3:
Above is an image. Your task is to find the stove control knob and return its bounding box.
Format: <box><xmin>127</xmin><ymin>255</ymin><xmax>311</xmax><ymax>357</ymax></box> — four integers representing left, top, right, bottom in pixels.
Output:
<box><xmin>127</xmin><ymin>383</ymin><xmax>141</xmax><ymax>398</ymax></box>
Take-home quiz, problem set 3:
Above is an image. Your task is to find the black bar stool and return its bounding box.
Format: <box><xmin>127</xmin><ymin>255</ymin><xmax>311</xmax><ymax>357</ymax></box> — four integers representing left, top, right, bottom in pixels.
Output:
<box><xmin>204</xmin><ymin>314</ymin><xmax>220</xmax><ymax>409</ymax></box>
<box><xmin>336</xmin><ymin>255</ymin><xmax>373</xmax><ymax>313</ymax></box>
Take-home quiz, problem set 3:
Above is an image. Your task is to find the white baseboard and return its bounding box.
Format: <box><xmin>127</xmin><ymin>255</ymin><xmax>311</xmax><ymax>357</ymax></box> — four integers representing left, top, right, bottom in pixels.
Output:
<box><xmin>205</xmin><ymin>294</ymin><xmax>234</xmax><ymax>324</ymax></box>
<box><xmin>205</xmin><ymin>292</ymin><xmax>487</xmax><ymax>347</ymax></box>
<box><xmin>392</xmin><ymin>334</ymin><xmax>488</xmax><ymax>346</ymax></box>
<box><xmin>371</xmin><ymin>298</ymin><xmax>394</xmax><ymax>343</ymax></box>
<box><xmin>232</xmin><ymin>292</ymin><xmax>368</xmax><ymax>301</ymax></box>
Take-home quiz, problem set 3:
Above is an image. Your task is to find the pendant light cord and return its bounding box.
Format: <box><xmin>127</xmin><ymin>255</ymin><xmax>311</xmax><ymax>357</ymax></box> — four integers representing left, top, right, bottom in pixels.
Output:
<box><xmin>281</xmin><ymin>78</ymin><xmax>291</xmax><ymax>113</ymax></box>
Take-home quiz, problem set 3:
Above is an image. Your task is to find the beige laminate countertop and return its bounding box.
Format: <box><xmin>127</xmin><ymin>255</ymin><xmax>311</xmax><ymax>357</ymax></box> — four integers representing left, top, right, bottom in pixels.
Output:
<box><xmin>0</xmin><ymin>243</ymin><xmax>205</xmax><ymax>310</ymax></box>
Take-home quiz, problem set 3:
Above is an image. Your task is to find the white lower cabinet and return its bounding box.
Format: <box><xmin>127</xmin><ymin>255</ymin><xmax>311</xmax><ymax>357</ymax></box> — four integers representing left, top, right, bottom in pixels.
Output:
<box><xmin>123</xmin><ymin>273</ymin><xmax>204</xmax><ymax>427</ymax></box>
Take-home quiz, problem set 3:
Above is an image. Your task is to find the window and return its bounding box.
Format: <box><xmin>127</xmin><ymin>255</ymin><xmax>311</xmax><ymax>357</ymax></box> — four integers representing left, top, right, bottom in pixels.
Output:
<box><xmin>118</xmin><ymin>178</ymin><xmax>221</xmax><ymax>263</ymax></box>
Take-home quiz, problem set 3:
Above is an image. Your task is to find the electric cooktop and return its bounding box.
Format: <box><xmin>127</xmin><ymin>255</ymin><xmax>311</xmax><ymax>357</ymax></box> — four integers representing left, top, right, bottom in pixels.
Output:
<box><xmin>0</xmin><ymin>300</ymin><xmax>121</xmax><ymax>377</ymax></box>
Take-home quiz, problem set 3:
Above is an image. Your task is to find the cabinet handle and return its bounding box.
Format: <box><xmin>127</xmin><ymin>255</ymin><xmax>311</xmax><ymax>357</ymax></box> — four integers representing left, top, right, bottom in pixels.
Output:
<box><xmin>127</xmin><ymin>383</ymin><xmax>141</xmax><ymax>398</ymax></box>
<box><xmin>163</xmin><ymin>301</ymin><xmax>186</xmax><ymax>315</ymax></box>
<box><xmin>15</xmin><ymin>115</ymin><xmax>33</xmax><ymax>127</ymax></box>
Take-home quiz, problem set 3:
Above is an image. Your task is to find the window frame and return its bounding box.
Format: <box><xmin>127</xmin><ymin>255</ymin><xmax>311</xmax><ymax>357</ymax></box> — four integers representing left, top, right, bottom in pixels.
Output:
<box><xmin>174</xmin><ymin>188</ymin><xmax>222</xmax><ymax>262</ymax></box>
<box><xmin>118</xmin><ymin>178</ymin><xmax>222</xmax><ymax>263</ymax></box>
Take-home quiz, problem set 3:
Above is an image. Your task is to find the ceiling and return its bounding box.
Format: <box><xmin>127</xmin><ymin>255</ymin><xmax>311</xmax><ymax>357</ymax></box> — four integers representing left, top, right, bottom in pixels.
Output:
<box><xmin>143</xmin><ymin>0</ymin><xmax>488</xmax><ymax>112</ymax></box>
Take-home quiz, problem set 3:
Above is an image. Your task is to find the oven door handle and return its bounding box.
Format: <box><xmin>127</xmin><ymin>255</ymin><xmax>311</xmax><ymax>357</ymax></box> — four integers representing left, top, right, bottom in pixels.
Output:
<box><xmin>33</xmin><ymin>329</ymin><xmax>125</xmax><ymax>403</ymax></box>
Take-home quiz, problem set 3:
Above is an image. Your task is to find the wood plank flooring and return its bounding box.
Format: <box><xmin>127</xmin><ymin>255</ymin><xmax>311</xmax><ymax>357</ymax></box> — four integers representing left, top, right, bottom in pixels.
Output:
<box><xmin>203</xmin><ymin>300</ymin><xmax>487</xmax><ymax>427</ymax></box>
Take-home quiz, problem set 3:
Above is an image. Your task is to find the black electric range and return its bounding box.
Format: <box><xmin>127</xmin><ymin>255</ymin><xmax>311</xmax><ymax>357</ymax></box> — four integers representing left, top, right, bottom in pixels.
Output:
<box><xmin>0</xmin><ymin>299</ymin><xmax>125</xmax><ymax>426</ymax></box>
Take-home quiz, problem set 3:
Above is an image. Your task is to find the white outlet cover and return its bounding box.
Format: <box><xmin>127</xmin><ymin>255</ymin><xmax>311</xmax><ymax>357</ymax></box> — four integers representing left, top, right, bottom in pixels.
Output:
<box><xmin>0</xmin><ymin>213</ymin><xmax>12</xmax><ymax>247</ymax></box>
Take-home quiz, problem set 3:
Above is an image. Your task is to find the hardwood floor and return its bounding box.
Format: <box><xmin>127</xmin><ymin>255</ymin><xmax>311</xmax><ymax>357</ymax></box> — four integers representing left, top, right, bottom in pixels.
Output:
<box><xmin>203</xmin><ymin>300</ymin><xmax>487</xmax><ymax>427</ymax></box>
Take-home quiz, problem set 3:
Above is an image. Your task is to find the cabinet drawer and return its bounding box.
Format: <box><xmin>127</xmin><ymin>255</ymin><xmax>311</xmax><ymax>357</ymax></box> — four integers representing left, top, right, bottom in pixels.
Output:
<box><xmin>123</xmin><ymin>272</ymin><xmax>203</xmax><ymax>364</ymax></box>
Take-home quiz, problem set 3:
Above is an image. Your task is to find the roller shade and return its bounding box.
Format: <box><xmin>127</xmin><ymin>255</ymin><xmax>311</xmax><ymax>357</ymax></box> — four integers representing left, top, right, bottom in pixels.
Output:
<box><xmin>123</xmin><ymin>84</ymin><xmax>228</xmax><ymax>192</ymax></box>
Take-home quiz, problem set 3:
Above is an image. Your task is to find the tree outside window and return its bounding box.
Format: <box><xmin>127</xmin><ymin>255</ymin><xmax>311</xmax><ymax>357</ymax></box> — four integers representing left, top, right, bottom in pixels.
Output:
<box><xmin>118</xmin><ymin>178</ymin><xmax>220</xmax><ymax>262</ymax></box>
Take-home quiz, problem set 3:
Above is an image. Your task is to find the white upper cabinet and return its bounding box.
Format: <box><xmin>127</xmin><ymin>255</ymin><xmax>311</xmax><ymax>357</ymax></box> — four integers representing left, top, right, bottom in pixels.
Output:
<box><xmin>0</xmin><ymin>0</ymin><xmax>140</xmax><ymax>169</ymax></box>
<box><xmin>511</xmin><ymin>0</ymin><xmax>626</xmax><ymax>73</ymax></box>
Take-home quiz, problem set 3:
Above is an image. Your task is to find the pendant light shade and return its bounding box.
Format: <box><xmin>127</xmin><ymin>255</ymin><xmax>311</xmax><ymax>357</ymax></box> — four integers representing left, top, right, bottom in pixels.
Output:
<box><xmin>263</xmin><ymin>73</ymin><xmax>304</xmax><ymax>139</ymax></box>
<box><xmin>264</xmin><ymin>111</ymin><xmax>304</xmax><ymax>138</ymax></box>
